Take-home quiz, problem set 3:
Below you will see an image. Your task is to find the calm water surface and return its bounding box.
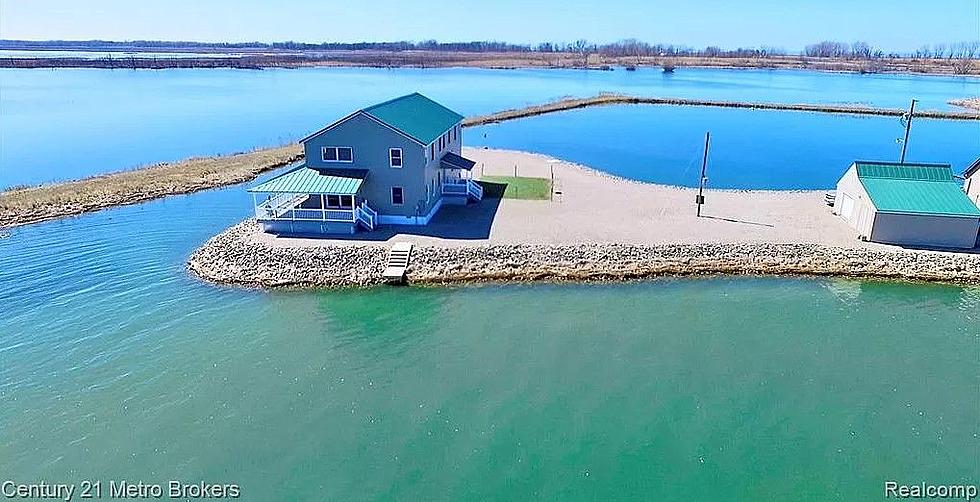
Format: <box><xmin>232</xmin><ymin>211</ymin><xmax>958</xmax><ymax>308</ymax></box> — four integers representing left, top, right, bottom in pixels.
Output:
<box><xmin>471</xmin><ymin>105</ymin><xmax>980</xmax><ymax>188</ymax></box>
<box><xmin>2</xmin><ymin>66</ymin><xmax>978</xmax><ymax>188</ymax></box>
<box><xmin>1</xmin><ymin>189</ymin><xmax>979</xmax><ymax>500</ymax></box>
<box><xmin>1</xmin><ymin>66</ymin><xmax>978</xmax><ymax>499</ymax></box>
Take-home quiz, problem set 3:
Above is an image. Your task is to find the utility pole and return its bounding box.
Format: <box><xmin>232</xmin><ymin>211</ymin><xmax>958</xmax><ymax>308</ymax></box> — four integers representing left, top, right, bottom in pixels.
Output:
<box><xmin>550</xmin><ymin>164</ymin><xmax>555</xmax><ymax>201</ymax></box>
<box><xmin>696</xmin><ymin>132</ymin><xmax>710</xmax><ymax>217</ymax></box>
<box><xmin>899</xmin><ymin>98</ymin><xmax>917</xmax><ymax>164</ymax></box>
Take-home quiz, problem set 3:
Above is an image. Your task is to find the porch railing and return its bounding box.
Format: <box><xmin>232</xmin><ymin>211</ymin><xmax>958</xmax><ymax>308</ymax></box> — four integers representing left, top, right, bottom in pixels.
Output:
<box><xmin>441</xmin><ymin>179</ymin><xmax>483</xmax><ymax>200</ymax></box>
<box><xmin>466</xmin><ymin>179</ymin><xmax>484</xmax><ymax>200</ymax></box>
<box><xmin>256</xmin><ymin>203</ymin><xmax>355</xmax><ymax>222</ymax></box>
<box><xmin>441</xmin><ymin>180</ymin><xmax>468</xmax><ymax>195</ymax></box>
<box><xmin>355</xmin><ymin>201</ymin><xmax>377</xmax><ymax>230</ymax></box>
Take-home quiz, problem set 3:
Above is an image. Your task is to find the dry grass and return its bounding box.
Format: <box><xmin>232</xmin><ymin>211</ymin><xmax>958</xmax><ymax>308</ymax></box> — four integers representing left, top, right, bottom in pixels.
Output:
<box><xmin>5</xmin><ymin>51</ymin><xmax>979</xmax><ymax>76</ymax></box>
<box><xmin>949</xmin><ymin>97</ymin><xmax>980</xmax><ymax>110</ymax></box>
<box><xmin>0</xmin><ymin>144</ymin><xmax>301</xmax><ymax>228</ymax></box>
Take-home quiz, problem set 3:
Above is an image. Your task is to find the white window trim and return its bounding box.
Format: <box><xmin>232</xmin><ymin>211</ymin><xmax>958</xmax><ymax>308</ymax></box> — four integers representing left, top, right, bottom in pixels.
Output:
<box><xmin>391</xmin><ymin>186</ymin><xmax>404</xmax><ymax>206</ymax></box>
<box><xmin>321</xmin><ymin>146</ymin><xmax>353</xmax><ymax>163</ymax></box>
<box><xmin>389</xmin><ymin>148</ymin><xmax>403</xmax><ymax>168</ymax></box>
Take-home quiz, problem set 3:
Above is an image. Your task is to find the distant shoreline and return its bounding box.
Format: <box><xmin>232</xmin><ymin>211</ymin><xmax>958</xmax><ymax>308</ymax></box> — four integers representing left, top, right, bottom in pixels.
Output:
<box><xmin>2</xmin><ymin>49</ymin><xmax>978</xmax><ymax>76</ymax></box>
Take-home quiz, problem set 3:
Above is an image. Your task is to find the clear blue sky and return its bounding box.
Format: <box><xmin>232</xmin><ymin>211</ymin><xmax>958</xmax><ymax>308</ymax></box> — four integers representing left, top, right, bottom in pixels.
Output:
<box><xmin>2</xmin><ymin>0</ymin><xmax>978</xmax><ymax>52</ymax></box>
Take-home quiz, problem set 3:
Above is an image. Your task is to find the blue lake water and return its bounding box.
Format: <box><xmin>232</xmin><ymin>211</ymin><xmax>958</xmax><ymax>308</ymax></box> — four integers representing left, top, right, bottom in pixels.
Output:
<box><xmin>470</xmin><ymin>105</ymin><xmax>980</xmax><ymax>188</ymax></box>
<box><xmin>2</xmin><ymin>66</ymin><xmax>980</xmax><ymax>500</ymax></box>
<box><xmin>2</xmin><ymin>192</ymin><xmax>979</xmax><ymax>499</ymax></box>
<box><xmin>1</xmin><ymin>66</ymin><xmax>978</xmax><ymax>188</ymax></box>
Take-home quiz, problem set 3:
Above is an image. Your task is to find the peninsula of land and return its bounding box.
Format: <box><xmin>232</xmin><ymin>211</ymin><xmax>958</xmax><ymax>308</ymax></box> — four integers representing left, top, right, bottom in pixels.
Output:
<box><xmin>4</xmin><ymin>49</ymin><xmax>978</xmax><ymax>76</ymax></box>
<box><xmin>2</xmin><ymin>95</ymin><xmax>977</xmax><ymax>229</ymax></box>
<box><xmin>188</xmin><ymin>148</ymin><xmax>980</xmax><ymax>287</ymax></box>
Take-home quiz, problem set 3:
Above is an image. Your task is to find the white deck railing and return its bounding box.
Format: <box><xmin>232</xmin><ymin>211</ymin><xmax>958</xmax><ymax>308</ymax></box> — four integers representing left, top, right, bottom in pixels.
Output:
<box><xmin>466</xmin><ymin>179</ymin><xmax>483</xmax><ymax>200</ymax></box>
<box><xmin>441</xmin><ymin>180</ymin><xmax>468</xmax><ymax>195</ymax></box>
<box><xmin>441</xmin><ymin>179</ymin><xmax>482</xmax><ymax>200</ymax></box>
<box><xmin>255</xmin><ymin>195</ymin><xmax>356</xmax><ymax>222</ymax></box>
<box><xmin>355</xmin><ymin>202</ymin><xmax>377</xmax><ymax>230</ymax></box>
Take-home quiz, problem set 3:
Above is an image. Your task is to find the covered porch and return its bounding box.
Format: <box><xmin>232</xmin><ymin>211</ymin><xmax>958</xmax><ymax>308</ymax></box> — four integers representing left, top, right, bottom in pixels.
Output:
<box><xmin>248</xmin><ymin>167</ymin><xmax>377</xmax><ymax>233</ymax></box>
<box><xmin>439</xmin><ymin>152</ymin><xmax>483</xmax><ymax>201</ymax></box>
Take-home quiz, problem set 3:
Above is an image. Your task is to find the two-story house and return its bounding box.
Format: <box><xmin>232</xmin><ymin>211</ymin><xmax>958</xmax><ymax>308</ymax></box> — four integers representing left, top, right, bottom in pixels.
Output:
<box><xmin>248</xmin><ymin>93</ymin><xmax>482</xmax><ymax>235</ymax></box>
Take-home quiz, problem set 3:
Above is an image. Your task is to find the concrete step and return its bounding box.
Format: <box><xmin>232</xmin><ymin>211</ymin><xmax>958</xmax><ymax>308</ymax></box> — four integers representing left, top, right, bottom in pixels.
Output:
<box><xmin>382</xmin><ymin>242</ymin><xmax>414</xmax><ymax>283</ymax></box>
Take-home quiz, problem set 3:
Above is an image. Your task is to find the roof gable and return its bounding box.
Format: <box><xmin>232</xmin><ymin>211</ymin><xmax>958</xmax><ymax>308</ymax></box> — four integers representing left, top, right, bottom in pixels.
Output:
<box><xmin>362</xmin><ymin>93</ymin><xmax>464</xmax><ymax>145</ymax></box>
<box><xmin>964</xmin><ymin>157</ymin><xmax>980</xmax><ymax>178</ymax></box>
<box><xmin>853</xmin><ymin>161</ymin><xmax>980</xmax><ymax>217</ymax></box>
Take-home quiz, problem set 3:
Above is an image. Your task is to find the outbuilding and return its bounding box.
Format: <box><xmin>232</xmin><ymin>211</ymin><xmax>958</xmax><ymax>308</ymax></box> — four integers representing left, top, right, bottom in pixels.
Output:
<box><xmin>833</xmin><ymin>161</ymin><xmax>980</xmax><ymax>249</ymax></box>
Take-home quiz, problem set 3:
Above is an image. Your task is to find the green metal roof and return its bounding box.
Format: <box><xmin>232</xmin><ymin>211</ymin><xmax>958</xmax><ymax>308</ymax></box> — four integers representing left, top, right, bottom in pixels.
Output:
<box><xmin>248</xmin><ymin>167</ymin><xmax>364</xmax><ymax>194</ymax></box>
<box><xmin>363</xmin><ymin>93</ymin><xmax>464</xmax><ymax>144</ymax></box>
<box><xmin>854</xmin><ymin>161</ymin><xmax>980</xmax><ymax>217</ymax></box>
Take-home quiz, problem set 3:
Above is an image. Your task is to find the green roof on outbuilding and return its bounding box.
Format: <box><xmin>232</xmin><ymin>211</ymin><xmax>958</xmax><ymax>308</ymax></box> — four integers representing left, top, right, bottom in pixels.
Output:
<box><xmin>854</xmin><ymin>161</ymin><xmax>980</xmax><ymax>217</ymax></box>
<box><xmin>363</xmin><ymin>93</ymin><xmax>464</xmax><ymax>145</ymax></box>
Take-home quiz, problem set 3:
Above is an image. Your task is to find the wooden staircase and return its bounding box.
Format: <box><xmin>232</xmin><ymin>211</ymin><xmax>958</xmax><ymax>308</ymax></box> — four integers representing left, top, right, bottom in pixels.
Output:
<box><xmin>382</xmin><ymin>242</ymin><xmax>413</xmax><ymax>283</ymax></box>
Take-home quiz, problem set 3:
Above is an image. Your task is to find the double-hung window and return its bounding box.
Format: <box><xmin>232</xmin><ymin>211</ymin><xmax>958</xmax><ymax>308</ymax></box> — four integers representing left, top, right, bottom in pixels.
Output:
<box><xmin>389</xmin><ymin>148</ymin><xmax>403</xmax><ymax>168</ymax></box>
<box><xmin>391</xmin><ymin>186</ymin><xmax>404</xmax><ymax>205</ymax></box>
<box><xmin>324</xmin><ymin>195</ymin><xmax>353</xmax><ymax>209</ymax></box>
<box><xmin>322</xmin><ymin>146</ymin><xmax>353</xmax><ymax>163</ymax></box>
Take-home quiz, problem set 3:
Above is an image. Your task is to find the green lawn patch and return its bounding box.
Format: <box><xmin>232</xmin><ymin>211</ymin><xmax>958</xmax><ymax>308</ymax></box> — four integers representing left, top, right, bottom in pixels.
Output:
<box><xmin>479</xmin><ymin>176</ymin><xmax>552</xmax><ymax>200</ymax></box>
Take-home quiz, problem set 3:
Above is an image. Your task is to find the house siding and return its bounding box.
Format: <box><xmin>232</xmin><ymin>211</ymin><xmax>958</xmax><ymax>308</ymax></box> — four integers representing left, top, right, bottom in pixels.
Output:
<box><xmin>419</xmin><ymin>122</ymin><xmax>464</xmax><ymax>215</ymax></box>
<box><xmin>870</xmin><ymin>213</ymin><xmax>980</xmax><ymax>249</ymax></box>
<box><xmin>303</xmin><ymin>113</ymin><xmax>429</xmax><ymax>217</ymax></box>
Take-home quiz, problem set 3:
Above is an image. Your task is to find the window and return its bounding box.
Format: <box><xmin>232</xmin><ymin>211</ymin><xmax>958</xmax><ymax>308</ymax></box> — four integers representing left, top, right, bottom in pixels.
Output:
<box><xmin>391</xmin><ymin>186</ymin><xmax>404</xmax><ymax>205</ymax></box>
<box><xmin>429</xmin><ymin>144</ymin><xmax>434</xmax><ymax>159</ymax></box>
<box><xmin>326</xmin><ymin>195</ymin><xmax>340</xmax><ymax>208</ymax></box>
<box><xmin>340</xmin><ymin>195</ymin><xmax>353</xmax><ymax>209</ymax></box>
<box><xmin>322</xmin><ymin>146</ymin><xmax>353</xmax><ymax>163</ymax></box>
<box><xmin>389</xmin><ymin>148</ymin><xmax>403</xmax><ymax>168</ymax></box>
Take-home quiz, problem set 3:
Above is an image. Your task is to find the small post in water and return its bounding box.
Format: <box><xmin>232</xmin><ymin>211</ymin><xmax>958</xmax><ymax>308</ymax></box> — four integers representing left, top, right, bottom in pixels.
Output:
<box><xmin>899</xmin><ymin>98</ymin><xmax>917</xmax><ymax>164</ymax></box>
<box><xmin>696</xmin><ymin>131</ymin><xmax>710</xmax><ymax>217</ymax></box>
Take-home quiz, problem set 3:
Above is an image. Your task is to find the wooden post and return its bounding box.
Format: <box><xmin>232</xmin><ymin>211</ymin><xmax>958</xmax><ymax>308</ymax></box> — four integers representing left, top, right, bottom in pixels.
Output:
<box><xmin>514</xmin><ymin>163</ymin><xmax>518</xmax><ymax>178</ymax></box>
<box><xmin>550</xmin><ymin>164</ymin><xmax>555</xmax><ymax>201</ymax></box>
<box><xmin>899</xmin><ymin>98</ymin><xmax>917</xmax><ymax>164</ymax></box>
<box><xmin>696</xmin><ymin>132</ymin><xmax>710</xmax><ymax>217</ymax></box>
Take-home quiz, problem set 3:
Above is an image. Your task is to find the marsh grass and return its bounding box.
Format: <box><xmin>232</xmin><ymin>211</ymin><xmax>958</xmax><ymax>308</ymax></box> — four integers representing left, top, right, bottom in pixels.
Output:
<box><xmin>0</xmin><ymin>144</ymin><xmax>302</xmax><ymax>227</ymax></box>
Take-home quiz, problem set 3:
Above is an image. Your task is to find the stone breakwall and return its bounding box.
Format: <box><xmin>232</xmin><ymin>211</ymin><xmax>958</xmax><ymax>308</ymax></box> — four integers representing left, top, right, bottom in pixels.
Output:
<box><xmin>188</xmin><ymin>221</ymin><xmax>980</xmax><ymax>288</ymax></box>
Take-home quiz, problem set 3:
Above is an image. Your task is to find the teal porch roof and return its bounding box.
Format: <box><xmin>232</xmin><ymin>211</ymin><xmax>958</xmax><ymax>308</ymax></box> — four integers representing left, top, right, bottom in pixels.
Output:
<box><xmin>854</xmin><ymin>161</ymin><xmax>980</xmax><ymax>217</ymax></box>
<box><xmin>363</xmin><ymin>93</ymin><xmax>464</xmax><ymax>144</ymax></box>
<box><xmin>248</xmin><ymin>167</ymin><xmax>365</xmax><ymax>194</ymax></box>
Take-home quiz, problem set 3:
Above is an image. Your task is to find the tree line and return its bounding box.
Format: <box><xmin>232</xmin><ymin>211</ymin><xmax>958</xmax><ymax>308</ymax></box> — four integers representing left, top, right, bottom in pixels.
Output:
<box><xmin>2</xmin><ymin>38</ymin><xmax>978</xmax><ymax>59</ymax></box>
<box><xmin>804</xmin><ymin>40</ymin><xmax>980</xmax><ymax>59</ymax></box>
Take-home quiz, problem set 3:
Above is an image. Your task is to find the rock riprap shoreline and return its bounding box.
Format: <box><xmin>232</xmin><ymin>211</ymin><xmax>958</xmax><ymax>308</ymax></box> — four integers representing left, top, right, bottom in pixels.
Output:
<box><xmin>189</xmin><ymin>221</ymin><xmax>980</xmax><ymax>287</ymax></box>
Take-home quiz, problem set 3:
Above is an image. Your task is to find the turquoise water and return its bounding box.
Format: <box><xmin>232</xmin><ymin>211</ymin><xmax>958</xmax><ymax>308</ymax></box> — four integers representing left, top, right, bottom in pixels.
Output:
<box><xmin>2</xmin><ymin>66</ymin><xmax>978</xmax><ymax>188</ymax></box>
<box><xmin>2</xmin><ymin>67</ymin><xmax>979</xmax><ymax>499</ymax></box>
<box><xmin>2</xmin><ymin>255</ymin><xmax>978</xmax><ymax>500</ymax></box>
